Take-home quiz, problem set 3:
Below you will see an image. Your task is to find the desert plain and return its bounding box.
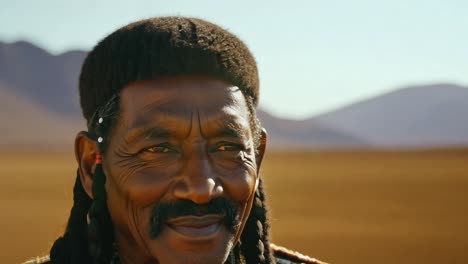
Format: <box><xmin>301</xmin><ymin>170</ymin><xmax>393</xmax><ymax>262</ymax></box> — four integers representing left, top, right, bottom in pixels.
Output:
<box><xmin>1</xmin><ymin>148</ymin><xmax>467</xmax><ymax>264</ymax></box>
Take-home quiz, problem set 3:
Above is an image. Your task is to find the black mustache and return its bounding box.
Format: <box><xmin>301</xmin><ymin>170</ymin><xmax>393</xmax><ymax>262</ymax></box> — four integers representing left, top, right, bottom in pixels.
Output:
<box><xmin>149</xmin><ymin>197</ymin><xmax>239</xmax><ymax>238</ymax></box>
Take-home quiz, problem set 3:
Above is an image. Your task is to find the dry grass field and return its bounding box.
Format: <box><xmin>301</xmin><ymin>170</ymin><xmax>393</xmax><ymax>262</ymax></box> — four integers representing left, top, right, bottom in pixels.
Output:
<box><xmin>1</xmin><ymin>148</ymin><xmax>467</xmax><ymax>264</ymax></box>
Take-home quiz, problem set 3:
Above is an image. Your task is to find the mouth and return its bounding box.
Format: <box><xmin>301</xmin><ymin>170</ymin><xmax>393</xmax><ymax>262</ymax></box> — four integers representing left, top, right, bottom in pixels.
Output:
<box><xmin>165</xmin><ymin>214</ymin><xmax>224</xmax><ymax>239</ymax></box>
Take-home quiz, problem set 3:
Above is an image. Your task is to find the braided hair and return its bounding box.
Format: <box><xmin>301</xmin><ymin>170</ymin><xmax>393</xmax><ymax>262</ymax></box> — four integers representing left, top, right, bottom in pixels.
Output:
<box><xmin>240</xmin><ymin>178</ymin><xmax>273</xmax><ymax>264</ymax></box>
<box><xmin>49</xmin><ymin>172</ymin><xmax>92</xmax><ymax>263</ymax></box>
<box><xmin>51</xmin><ymin>16</ymin><xmax>273</xmax><ymax>263</ymax></box>
<box><xmin>50</xmin><ymin>95</ymin><xmax>120</xmax><ymax>264</ymax></box>
<box><xmin>86</xmin><ymin>95</ymin><xmax>120</xmax><ymax>263</ymax></box>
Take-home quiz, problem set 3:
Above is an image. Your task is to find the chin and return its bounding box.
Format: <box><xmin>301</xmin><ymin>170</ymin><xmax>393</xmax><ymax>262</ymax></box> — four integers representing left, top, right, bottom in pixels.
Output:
<box><xmin>147</xmin><ymin>224</ymin><xmax>235</xmax><ymax>264</ymax></box>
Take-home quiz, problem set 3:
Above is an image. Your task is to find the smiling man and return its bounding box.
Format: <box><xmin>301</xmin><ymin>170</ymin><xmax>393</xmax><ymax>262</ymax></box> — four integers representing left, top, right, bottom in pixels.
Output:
<box><xmin>27</xmin><ymin>17</ymin><xmax>327</xmax><ymax>264</ymax></box>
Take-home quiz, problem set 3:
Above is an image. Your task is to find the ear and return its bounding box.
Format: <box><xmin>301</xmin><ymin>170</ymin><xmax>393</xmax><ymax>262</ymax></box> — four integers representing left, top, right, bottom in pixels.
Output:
<box><xmin>75</xmin><ymin>131</ymin><xmax>98</xmax><ymax>199</ymax></box>
<box><xmin>255</xmin><ymin>128</ymin><xmax>267</xmax><ymax>172</ymax></box>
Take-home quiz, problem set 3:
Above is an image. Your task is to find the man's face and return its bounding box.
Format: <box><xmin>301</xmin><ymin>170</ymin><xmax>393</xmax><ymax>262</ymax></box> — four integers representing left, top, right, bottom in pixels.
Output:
<box><xmin>102</xmin><ymin>76</ymin><xmax>262</xmax><ymax>264</ymax></box>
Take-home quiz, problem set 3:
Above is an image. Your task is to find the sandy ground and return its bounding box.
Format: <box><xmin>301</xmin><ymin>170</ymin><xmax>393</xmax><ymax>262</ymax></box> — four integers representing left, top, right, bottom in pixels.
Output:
<box><xmin>1</xmin><ymin>148</ymin><xmax>467</xmax><ymax>264</ymax></box>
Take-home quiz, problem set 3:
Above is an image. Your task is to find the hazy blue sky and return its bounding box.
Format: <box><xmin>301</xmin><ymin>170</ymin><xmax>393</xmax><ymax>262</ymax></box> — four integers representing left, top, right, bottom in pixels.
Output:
<box><xmin>1</xmin><ymin>0</ymin><xmax>467</xmax><ymax>118</ymax></box>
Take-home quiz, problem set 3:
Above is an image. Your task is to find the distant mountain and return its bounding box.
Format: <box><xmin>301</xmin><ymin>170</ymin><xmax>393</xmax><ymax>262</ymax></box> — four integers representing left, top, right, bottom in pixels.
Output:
<box><xmin>258</xmin><ymin>110</ymin><xmax>366</xmax><ymax>149</ymax></box>
<box><xmin>313</xmin><ymin>84</ymin><xmax>468</xmax><ymax>147</ymax></box>
<box><xmin>0</xmin><ymin>41</ymin><xmax>86</xmax><ymax>116</ymax></box>
<box><xmin>0</xmin><ymin>84</ymin><xmax>83</xmax><ymax>147</ymax></box>
<box><xmin>1</xmin><ymin>40</ymin><xmax>467</xmax><ymax>148</ymax></box>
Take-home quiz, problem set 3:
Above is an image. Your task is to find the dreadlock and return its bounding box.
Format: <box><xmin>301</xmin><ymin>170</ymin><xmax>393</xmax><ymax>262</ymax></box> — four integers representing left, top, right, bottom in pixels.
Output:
<box><xmin>51</xmin><ymin>16</ymin><xmax>273</xmax><ymax>263</ymax></box>
<box><xmin>49</xmin><ymin>172</ymin><xmax>92</xmax><ymax>264</ymax></box>
<box><xmin>86</xmin><ymin>95</ymin><xmax>120</xmax><ymax>263</ymax></box>
<box><xmin>50</xmin><ymin>95</ymin><xmax>120</xmax><ymax>264</ymax></box>
<box><xmin>240</xmin><ymin>178</ymin><xmax>274</xmax><ymax>264</ymax></box>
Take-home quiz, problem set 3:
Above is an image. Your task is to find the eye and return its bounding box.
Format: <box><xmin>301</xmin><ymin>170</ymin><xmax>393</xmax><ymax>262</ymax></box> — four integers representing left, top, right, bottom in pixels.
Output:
<box><xmin>215</xmin><ymin>143</ymin><xmax>243</xmax><ymax>152</ymax></box>
<box><xmin>143</xmin><ymin>143</ymin><xmax>177</xmax><ymax>154</ymax></box>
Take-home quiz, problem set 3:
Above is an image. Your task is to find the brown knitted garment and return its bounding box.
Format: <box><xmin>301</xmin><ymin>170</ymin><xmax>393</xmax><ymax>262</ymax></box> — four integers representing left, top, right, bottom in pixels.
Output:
<box><xmin>272</xmin><ymin>244</ymin><xmax>329</xmax><ymax>264</ymax></box>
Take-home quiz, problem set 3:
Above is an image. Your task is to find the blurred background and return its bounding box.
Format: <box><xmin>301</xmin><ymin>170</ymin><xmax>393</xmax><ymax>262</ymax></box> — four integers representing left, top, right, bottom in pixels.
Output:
<box><xmin>1</xmin><ymin>1</ymin><xmax>467</xmax><ymax>263</ymax></box>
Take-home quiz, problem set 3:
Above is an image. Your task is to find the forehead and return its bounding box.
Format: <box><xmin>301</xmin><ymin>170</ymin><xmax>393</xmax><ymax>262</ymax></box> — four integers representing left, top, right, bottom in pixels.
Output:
<box><xmin>118</xmin><ymin>76</ymin><xmax>250</xmax><ymax>129</ymax></box>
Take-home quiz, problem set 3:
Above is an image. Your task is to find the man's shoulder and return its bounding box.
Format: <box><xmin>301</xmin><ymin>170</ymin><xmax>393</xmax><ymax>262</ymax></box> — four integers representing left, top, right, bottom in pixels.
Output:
<box><xmin>271</xmin><ymin>243</ymin><xmax>328</xmax><ymax>264</ymax></box>
<box><xmin>22</xmin><ymin>255</ymin><xmax>50</xmax><ymax>264</ymax></box>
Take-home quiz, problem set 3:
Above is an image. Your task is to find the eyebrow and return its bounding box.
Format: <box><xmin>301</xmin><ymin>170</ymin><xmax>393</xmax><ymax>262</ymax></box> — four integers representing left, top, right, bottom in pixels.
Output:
<box><xmin>210</xmin><ymin>120</ymin><xmax>250</xmax><ymax>141</ymax></box>
<box><xmin>121</xmin><ymin>108</ymin><xmax>191</xmax><ymax>145</ymax></box>
<box><xmin>123</xmin><ymin>125</ymin><xmax>173</xmax><ymax>145</ymax></box>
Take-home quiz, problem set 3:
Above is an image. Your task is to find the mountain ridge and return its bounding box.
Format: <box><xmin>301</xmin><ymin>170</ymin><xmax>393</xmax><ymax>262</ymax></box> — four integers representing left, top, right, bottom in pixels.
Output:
<box><xmin>312</xmin><ymin>83</ymin><xmax>468</xmax><ymax>147</ymax></box>
<box><xmin>1</xmin><ymin>40</ymin><xmax>467</xmax><ymax>148</ymax></box>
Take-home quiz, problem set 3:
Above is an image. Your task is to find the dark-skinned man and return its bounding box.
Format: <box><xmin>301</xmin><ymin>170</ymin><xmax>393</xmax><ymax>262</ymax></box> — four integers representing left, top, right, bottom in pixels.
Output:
<box><xmin>25</xmin><ymin>16</ymin><xmax>327</xmax><ymax>264</ymax></box>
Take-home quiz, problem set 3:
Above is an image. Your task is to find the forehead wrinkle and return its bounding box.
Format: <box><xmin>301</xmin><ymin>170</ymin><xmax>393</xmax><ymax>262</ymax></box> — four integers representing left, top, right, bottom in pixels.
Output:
<box><xmin>184</xmin><ymin>108</ymin><xmax>250</xmax><ymax>142</ymax></box>
<box><xmin>137</xmin><ymin>96</ymin><xmax>176</xmax><ymax>115</ymax></box>
<box><xmin>199</xmin><ymin>108</ymin><xmax>251</xmax><ymax>141</ymax></box>
<box><xmin>186</xmin><ymin>109</ymin><xmax>205</xmax><ymax>141</ymax></box>
<box><xmin>122</xmin><ymin>125</ymin><xmax>168</xmax><ymax>146</ymax></box>
<box><xmin>136</xmin><ymin>100</ymin><xmax>190</xmax><ymax>121</ymax></box>
<box><xmin>122</xmin><ymin>111</ymin><xmax>192</xmax><ymax>144</ymax></box>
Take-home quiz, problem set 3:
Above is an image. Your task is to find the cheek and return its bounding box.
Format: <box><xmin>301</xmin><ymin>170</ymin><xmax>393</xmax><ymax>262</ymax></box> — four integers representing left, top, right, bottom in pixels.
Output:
<box><xmin>105</xmin><ymin>177</ymin><xmax>135</xmax><ymax>240</ymax></box>
<box><xmin>213</xmin><ymin>152</ymin><xmax>258</xmax><ymax>204</ymax></box>
<box><xmin>104</xmin><ymin>163</ymin><xmax>179</xmax><ymax>248</ymax></box>
<box><xmin>107</xmin><ymin>158</ymin><xmax>181</xmax><ymax>206</ymax></box>
<box><xmin>103</xmin><ymin>161</ymin><xmax>180</xmax><ymax>225</ymax></box>
<box><xmin>106</xmin><ymin>179</ymin><xmax>155</xmax><ymax>255</ymax></box>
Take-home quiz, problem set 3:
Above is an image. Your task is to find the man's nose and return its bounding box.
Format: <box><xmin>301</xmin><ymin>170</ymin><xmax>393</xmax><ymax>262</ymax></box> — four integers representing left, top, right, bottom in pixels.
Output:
<box><xmin>173</xmin><ymin>154</ymin><xmax>223</xmax><ymax>204</ymax></box>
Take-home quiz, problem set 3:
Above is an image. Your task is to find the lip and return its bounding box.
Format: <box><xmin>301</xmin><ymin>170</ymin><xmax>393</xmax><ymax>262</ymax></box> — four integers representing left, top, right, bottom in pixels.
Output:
<box><xmin>166</xmin><ymin>214</ymin><xmax>224</xmax><ymax>239</ymax></box>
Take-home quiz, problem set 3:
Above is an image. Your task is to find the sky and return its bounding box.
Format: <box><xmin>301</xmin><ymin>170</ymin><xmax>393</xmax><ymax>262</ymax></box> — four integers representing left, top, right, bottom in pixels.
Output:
<box><xmin>1</xmin><ymin>0</ymin><xmax>467</xmax><ymax>119</ymax></box>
